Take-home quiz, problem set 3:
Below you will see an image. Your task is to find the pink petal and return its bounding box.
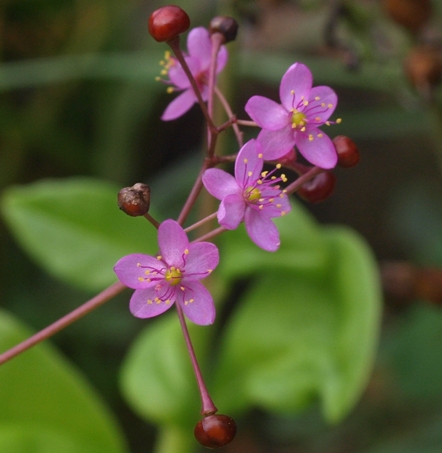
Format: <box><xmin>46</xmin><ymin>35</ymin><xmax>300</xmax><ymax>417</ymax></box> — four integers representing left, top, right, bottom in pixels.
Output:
<box><xmin>257</xmin><ymin>126</ymin><xmax>295</xmax><ymax>160</ymax></box>
<box><xmin>216</xmin><ymin>46</ymin><xmax>228</xmax><ymax>73</ymax></box>
<box><xmin>184</xmin><ymin>242</ymin><xmax>219</xmax><ymax>279</ymax></box>
<box><xmin>245</xmin><ymin>96</ymin><xmax>288</xmax><ymax>130</ymax></box>
<box><xmin>244</xmin><ymin>209</ymin><xmax>280</xmax><ymax>252</ymax></box>
<box><xmin>177</xmin><ymin>281</ymin><xmax>216</xmax><ymax>325</ymax></box>
<box><xmin>114</xmin><ymin>254</ymin><xmax>165</xmax><ymax>289</ymax></box>
<box><xmin>161</xmin><ymin>89</ymin><xmax>196</xmax><ymax>121</ymax></box>
<box><xmin>187</xmin><ymin>27</ymin><xmax>212</xmax><ymax>69</ymax></box>
<box><xmin>203</xmin><ymin>168</ymin><xmax>240</xmax><ymax>200</ymax></box>
<box><xmin>280</xmin><ymin>63</ymin><xmax>313</xmax><ymax>112</ymax></box>
<box><xmin>129</xmin><ymin>287</ymin><xmax>174</xmax><ymax>318</ymax></box>
<box><xmin>305</xmin><ymin>86</ymin><xmax>338</xmax><ymax>124</ymax></box>
<box><xmin>168</xmin><ymin>56</ymin><xmax>199</xmax><ymax>89</ymax></box>
<box><xmin>296</xmin><ymin>131</ymin><xmax>337</xmax><ymax>169</ymax></box>
<box><xmin>235</xmin><ymin>139</ymin><xmax>264</xmax><ymax>185</ymax></box>
<box><xmin>218</xmin><ymin>193</ymin><xmax>246</xmax><ymax>229</ymax></box>
<box><xmin>158</xmin><ymin>219</ymin><xmax>189</xmax><ymax>267</ymax></box>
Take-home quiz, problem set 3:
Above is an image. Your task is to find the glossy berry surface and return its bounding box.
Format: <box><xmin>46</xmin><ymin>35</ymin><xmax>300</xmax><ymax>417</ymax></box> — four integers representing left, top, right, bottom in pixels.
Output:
<box><xmin>148</xmin><ymin>5</ymin><xmax>190</xmax><ymax>42</ymax></box>
<box><xmin>194</xmin><ymin>414</ymin><xmax>237</xmax><ymax>449</ymax></box>
<box><xmin>333</xmin><ymin>135</ymin><xmax>360</xmax><ymax>168</ymax></box>
<box><xmin>298</xmin><ymin>171</ymin><xmax>336</xmax><ymax>204</ymax></box>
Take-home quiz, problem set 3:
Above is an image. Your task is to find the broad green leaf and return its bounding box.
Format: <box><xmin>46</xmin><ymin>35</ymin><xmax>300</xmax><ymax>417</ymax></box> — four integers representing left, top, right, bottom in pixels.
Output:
<box><xmin>219</xmin><ymin>204</ymin><xmax>328</xmax><ymax>280</ymax></box>
<box><xmin>213</xmin><ymin>226</ymin><xmax>381</xmax><ymax>422</ymax></box>
<box><xmin>1</xmin><ymin>178</ymin><xmax>158</xmax><ymax>291</ymax></box>
<box><xmin>0</xmin><ymin>310</ymin><xmax>128</xmax><ymax>453</ymax></box>
<box><xmin>120</xmin><ymin>315</ymin><xmax>208</xmax><ymax>429</ymax></box>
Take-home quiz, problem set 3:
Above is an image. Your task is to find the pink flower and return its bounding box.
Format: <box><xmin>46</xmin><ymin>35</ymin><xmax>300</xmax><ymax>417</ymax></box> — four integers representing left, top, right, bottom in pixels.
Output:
<box><xmin>202</xmin><ymin>139</ymin><xmax>291</xmax><ymax>252</ymax></box>
<box><xmin>159</xmin><ymin>27</ymin><xmax>228</xmax><ymax>121</ymax></box>
<box><xmin>245</xmin><ymin>62</ymin><xmax>339</xmax><ymax>169</ymax></box>
<box><xmin>114</xmin><ymin>219</ymin><xmax>219</xmax><ymax>325</ymax></box>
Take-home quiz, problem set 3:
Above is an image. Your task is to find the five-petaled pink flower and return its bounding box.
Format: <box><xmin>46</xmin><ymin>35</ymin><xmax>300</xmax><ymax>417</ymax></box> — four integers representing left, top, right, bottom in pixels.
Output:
<box><xmin>202</xmin><ymin>139</ymin><xmax>291</xmax><ymax>252</ymax></box>
<box><xmin>114</xmin><ymin>219</ymin><xmax>219</xmax><ymax>325</ymax></box>
<box><xmin>158</xmin><ymin>27</ymin><xmax>228</xmax><ymax>121</ymax></box>
<box><xmin>245</xmin><ymin>62</ymin><xmax>339</xmax><ymax>169</ymax></box>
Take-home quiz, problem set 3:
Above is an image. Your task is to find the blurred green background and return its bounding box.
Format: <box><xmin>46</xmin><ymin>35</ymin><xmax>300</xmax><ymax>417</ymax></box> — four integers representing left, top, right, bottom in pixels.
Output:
<box><xmin>1</xmin><ymin>0</ymin><xmax>442</xmax><ymax>452</ymax></box>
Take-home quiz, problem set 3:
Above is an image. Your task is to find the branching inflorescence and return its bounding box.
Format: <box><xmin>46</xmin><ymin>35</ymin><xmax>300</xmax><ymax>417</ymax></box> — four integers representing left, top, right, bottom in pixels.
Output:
<box><xmin>0</xmin><ymin>4</ymin><xmax>361</xmax><ymax>450</ymax></box>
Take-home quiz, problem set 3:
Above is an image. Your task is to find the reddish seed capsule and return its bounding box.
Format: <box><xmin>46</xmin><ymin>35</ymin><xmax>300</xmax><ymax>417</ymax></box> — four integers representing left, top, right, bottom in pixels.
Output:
<box><xmin>148</xmin><ymin>5</ymin><xmax>190</xmax><ymax>42</ymax></box>
<box><xmin>209</xmin><ymin>16</ymin><xmax>239</xmax><ymax>43</ymax></box>
<box><xmin>194</xmin><ymin>414</ymin><xmax>237</xmax><ymax>449</ymax></box>
<box><xmin>333</xmin><ymin>135</ymin><xmax>360</xmax><ymax>168</ymax></box>
<box><xmin>297</xmin><ymin>171</ymin><xmax>336</xmax><ymax>204</ymax></box>
<box><xmin>117</xmin><ymin>183</ymin><xmax>151</xmax><ymax>217</ymax></box>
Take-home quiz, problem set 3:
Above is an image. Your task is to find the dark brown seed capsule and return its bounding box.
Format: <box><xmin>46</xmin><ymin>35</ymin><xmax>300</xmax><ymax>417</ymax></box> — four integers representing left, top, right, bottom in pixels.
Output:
<box><xmin>333</xmin><ymin>135</ymin><xmax>360</xmax><ymax>168</ymax></box>
<box><xmin>209</xmin><ymin>16</ymin><xmax>239</xmax><ymax>43</ymax></box>
<box><xmin>194</xmin><ymin>414</ymin><xmax>237</xmax><ymax>449</ymax></box>
<box><xmin>148</xmin><ymin>5</ymin><xmax>190</xmax><ymax>42</ymax></box>
<box><xmin>297</xmin><ymin>171</ymin><xmax>336</xmax><ymax>203</ymax></box>
<box><xmin>117</xmin><ymin>183</ymin><xmax>151</xmax><ymax>217</ymax></box>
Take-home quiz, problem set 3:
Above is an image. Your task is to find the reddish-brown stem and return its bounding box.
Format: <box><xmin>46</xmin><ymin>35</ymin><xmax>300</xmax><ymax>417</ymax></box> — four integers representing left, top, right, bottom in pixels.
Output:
<box><xmin>143</xmin><ymin>212</ymin><xmax>160</xmax><ymax>229</ymax></box>
<box><xmin>175</xmin><ymin>303</ymin><xmax>217</xmax><ymax>415</ymax></box>
<box><xmin>167</xmin><ymin>37</ymin><xmax>218</xmax><ymax>137</ymax></box>
<box><xmin>177</xmin><ymin>158</ymin><xmax>213</xmax><ymax>226</ymax></box>
<box><xmin>184</xmin><ymin>212</ymin><xmax>218</xmax><ymax>233</ymax></box>
<box><xmin>194</xmin><ymin>226</ymin><xmax>226</xmax><ymax>243</ymax></box>
<box><xmin>285</xmin><ymin>166</ymin><xmax>324</xmax><ymax>195</ymax></box>
<box><xmin>0</xmin><ymin>281</ymin><xmax>126</xmax><ymax>365</ymax></box>
<box><xmin>214</xmin><ymin>86</ymin><xmax>244</xmax><ymax>148</ymax></box>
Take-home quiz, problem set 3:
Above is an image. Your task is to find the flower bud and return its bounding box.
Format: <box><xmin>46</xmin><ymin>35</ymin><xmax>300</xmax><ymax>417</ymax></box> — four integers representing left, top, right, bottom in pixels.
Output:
<box><xmin>117</xmin><ymin>183</ymin><xmax>151</xmax><ymax>217</ymax></box>
<box><xmin>209</xmin><ymin>16</ymin><xmax>239</xmax><ymax>43</ymax></box>
<box><xmin>333</xmin><ymin>135</ymin><xmax>360</xmax><ymax>168</ymax></box>
<box><xmin>148</xmin><ymin>5</ymin><xmax>190</xmax><ymax>42</ymax></box>
<box><xmin>297</xmin><ymin>171</ymin><xmax>336</xmax><ymax>204</ymax></box>
<box><xmin>194</xmin><ymin>414</ymin><xmax>237</xmax><ymax>449</ymax></box>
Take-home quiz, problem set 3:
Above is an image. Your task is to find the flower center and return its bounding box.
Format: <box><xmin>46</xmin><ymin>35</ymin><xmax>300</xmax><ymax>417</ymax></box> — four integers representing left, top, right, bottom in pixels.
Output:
<box><xmin>165</xmin><ymin>267</ymin><xmax>183</xmax><ymax>286</ymax></box>
<box><xmin>245</xmin><ymin>186</ymin><xmax>261</xmax><ymax>203</ymax></box>
<box><xmin>291</xmin><ymin>111</ymin><xmax>306</xmax><ymax>129</ymax></box>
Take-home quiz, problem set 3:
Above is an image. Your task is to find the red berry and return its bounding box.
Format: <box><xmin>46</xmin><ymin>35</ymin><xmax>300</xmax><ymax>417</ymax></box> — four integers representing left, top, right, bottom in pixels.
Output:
<box><xmin>148</xmin><ymin>5</ymin><xmax>190</xmax><ymax>42</ymax></box>
<box><xmin>297</xmin><ymin>171</ymin><xmax>336</xmax><ymax>203</ymax></box>
<box><xmin>194</xmin><ymin>414</ymin><xmax>237</xmax><ymax>449</ymax></box>
<box><xmin>333</xmin><ymin>135</ymin><xmax>360</xmax><ymax>168</ymax></box>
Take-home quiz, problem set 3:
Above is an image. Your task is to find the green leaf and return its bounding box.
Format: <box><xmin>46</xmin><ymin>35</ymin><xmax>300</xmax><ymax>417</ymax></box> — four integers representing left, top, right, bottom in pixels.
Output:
<box><xmin>0</xmin><ymin>310</ymin><xmax>128</xmax><ymax>453</ymax></box>
<box><xmin>1</xmin><ymin>178</ymin><xmax>158</xmax><ymax>291</ymax></box>
<box><xmin>219</xmin><ymin>204</ymin><xmax>328</xmax><ymax>280</ymax></box>
<box><xmin>120</xmin><ymin>315</ymin><xmax>208</xmax><ymax>429</ymax></box>
<box><xmin>213</xmin><ymin>225</ymin><xmax>381</xmax><ymax>422</ymax></box>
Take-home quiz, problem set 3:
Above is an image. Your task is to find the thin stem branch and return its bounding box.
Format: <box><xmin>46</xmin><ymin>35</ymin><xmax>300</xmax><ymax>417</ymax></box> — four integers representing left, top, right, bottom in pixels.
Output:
<box><xmin>175</xmin><ymin>303</ymin><xmax>217</xmax><ymax>415</ymax></box>
<box><xmin>177</xmin><ymin>158</ymin><xmax>212</xmax><ymax>226</ymax></box>
<box><xmin>184</xmin><ymin>212</ymin><xmax>218</xmax><ymax>233</ymax></box>
<box><xmin>0</xmin><ymin>281</ymin><xmax>126</xmax><ymax>365</ymax></box>
<box><xmin>285</xmin><ymin>166</ymin><xmax>323</xmax><ymax>195</ymax></box>
<box><xmin>167</xmin><ymin>37</ymin><xmax>218</xmax><ymax>136</ymax></box>
<box><xmin>194</xmin><ymin>226</ymin><xmax>226</xmax><ymax>243</ymax></box>
<box><xmin>214</xmin><ymin>86</ymin><xmax>244</xmax><ymax>147</ymax></box>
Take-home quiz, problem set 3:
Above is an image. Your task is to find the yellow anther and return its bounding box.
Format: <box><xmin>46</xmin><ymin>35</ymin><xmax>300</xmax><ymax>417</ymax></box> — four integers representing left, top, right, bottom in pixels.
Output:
<box><xmin>248</xmin><ymin>171</ymin><xmax>252</xmax><ymax>177</ymax></box>
<box><xmin>258</xmin><ymin>153</ymin><xmax>263</xmax><ymax>158</ymax></box>
<box><xmin>276</xmin><ymin>163</ymin><xmax>282</xmax><ymax>169</ymax></box>
<box><xmin>315</xmin><ymin>96</ymin><xmax>320</xmax><ymax>101</ymax></box>
<box><xmin>303</xmin><ymin>101</ymin><xmax>309</xmax><ymax>106</ymax></box>
<box><xmin>336</xmin><ymin>118</ymin><xmax>342</xmax><ymax>123</ymax></box>
<box><xmin>167</xmin><ymin>87</ymin><xmax>174</xmax><ymax>94</ymax></box>
<box><xmin>243</xmin><ymin>158</ymin><xmax>248</xmax><ymax>163</ymax></box>
<box><xmin>318</xmin><ymin>133</ymin><xmax>323</xmax><ymax>138</ymax></box>
<box><xmin>309</xmin><ymin>134</ymin><xmax>314</xmax><ymax>141</ymax></box>
<box><xmin>261</xmin><ymin>171</ymin><xmax>268</xmax><ymax>177</ymax></box>
<box><xmin>328</xmin><ymin>103</ymin><xmax>333</xmax><ymax>108</ymax></box>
